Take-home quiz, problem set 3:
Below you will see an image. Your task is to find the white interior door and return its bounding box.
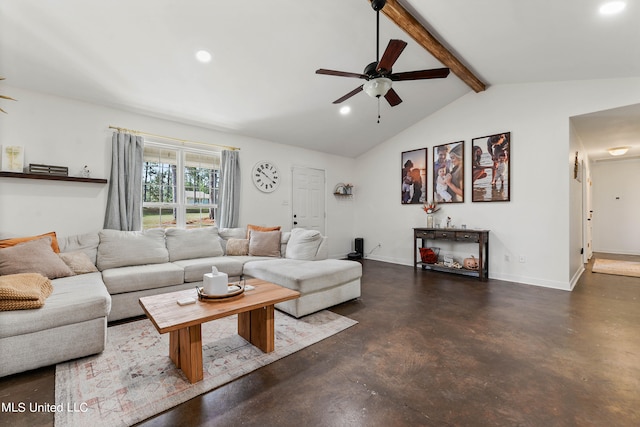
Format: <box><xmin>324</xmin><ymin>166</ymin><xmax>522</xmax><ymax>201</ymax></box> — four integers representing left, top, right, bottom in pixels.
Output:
<box><xmin>291</xmin><ymin>167</ymin><xmax>325</xmax><ymax>234</ymax></box>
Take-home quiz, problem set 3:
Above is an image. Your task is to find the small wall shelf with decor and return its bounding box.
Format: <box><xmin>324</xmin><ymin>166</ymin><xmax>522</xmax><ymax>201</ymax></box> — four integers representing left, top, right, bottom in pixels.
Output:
<box><xmin>333</xmin><ymin>183</ymin><xmax>353</xmax><ymax>197</ymax></box>
<box><xmin>0</xmin><ymin>171</ymin><xmax>108</xmax><ymax>184</ymax></box>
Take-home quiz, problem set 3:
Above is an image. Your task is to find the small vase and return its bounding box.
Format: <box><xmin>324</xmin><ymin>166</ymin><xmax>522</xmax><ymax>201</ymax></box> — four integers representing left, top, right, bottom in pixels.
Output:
<box><xmin>427</xmin><ymin>215</ymin><xmax>433</xmax><ymax>228</ymax></box>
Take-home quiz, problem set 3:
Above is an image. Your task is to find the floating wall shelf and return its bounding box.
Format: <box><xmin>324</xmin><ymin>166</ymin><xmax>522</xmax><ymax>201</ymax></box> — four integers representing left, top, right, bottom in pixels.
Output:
<box><xmin>333</xmin><ymin>182</ymin><xmax>353</xmax><ymax>196</ymax></box>
<box><xmin>0</xmin><ymin>171</ymin><xmax>108</xmax><ymax>184</ymax></box>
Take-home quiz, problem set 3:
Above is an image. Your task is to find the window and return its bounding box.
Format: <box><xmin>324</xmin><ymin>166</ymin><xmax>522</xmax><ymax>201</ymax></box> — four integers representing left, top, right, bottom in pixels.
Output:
<box><xmin>142</xmin><ymin>143</ymin><xmax>220</xmax><ymax>229</ymax></box>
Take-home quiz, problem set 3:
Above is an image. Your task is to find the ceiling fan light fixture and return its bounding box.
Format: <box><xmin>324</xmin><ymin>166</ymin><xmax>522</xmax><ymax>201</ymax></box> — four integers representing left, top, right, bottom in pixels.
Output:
<box><xmin>363</xmin><ymin>78</ymin><xmax>392</xmax><ymax>98</ymax></box>
<box><xmin>608</xmin><ymin>146</ymin><xmax>630</xmax><ymax>156</ymax></box>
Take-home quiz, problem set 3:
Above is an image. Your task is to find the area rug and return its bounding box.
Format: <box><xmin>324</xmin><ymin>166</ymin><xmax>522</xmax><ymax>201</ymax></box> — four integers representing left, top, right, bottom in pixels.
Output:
<box><xmin>55</xmin><ymin>310</ymin><xmax>357</xmax><ymax>427</ymax></box>
<box><xmin>592</xmin><ymin>258</ymin><xmax>640</xmax><ymax>278</ymax></box>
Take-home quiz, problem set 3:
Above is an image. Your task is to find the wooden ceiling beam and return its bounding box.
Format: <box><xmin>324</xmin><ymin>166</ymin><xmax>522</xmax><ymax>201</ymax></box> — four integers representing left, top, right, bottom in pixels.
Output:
<box><xmin>375</xmin><ymin>0</ymin><xmax>486</xmax><ymax>93</ymax></box>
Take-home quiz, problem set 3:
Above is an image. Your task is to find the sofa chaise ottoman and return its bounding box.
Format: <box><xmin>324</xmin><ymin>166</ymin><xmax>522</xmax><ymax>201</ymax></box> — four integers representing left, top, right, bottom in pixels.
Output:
<box><xmin>243</xmin><ymin>258</ymin><xmax>362</xmax><ymax>318</ymax></box>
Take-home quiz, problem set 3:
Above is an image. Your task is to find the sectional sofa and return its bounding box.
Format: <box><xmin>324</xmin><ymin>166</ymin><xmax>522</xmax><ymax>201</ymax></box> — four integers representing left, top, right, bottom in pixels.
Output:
<box><xmin>0</xmin><ymin>227</ymin><xmax>362</xmax><ymax>377</ymax></box>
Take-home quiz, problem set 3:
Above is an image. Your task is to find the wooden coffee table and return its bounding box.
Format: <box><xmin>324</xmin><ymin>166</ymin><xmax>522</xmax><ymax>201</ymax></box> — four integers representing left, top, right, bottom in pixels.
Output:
<box><xmin>139</xmin><ymin>279</ymin><xmax>300</xmax><ymax>383</ymax></box>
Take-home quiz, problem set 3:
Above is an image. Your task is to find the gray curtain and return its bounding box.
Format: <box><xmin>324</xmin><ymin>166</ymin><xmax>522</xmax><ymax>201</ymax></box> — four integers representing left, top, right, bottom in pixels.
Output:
<box><xmin>104</xmin><ymin>132</ymin><xmax>144</xmax><ymax>231</ymax></box>
<box><xmin>217</xmin><ymin>150</ymin><xmax>240</xmax><ymax>228</ymax></box>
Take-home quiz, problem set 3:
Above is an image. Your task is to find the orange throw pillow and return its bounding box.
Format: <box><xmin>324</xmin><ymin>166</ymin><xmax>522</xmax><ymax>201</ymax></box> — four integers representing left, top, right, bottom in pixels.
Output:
<box><xmin>246</xmin><ymin>224</ymin><xmax>281</xmax><ymax>239</ymax></box>
<box><xmin>0</xmin><ymin>231</ymin><xmax>60</xmax><ymax>253</ymax></box>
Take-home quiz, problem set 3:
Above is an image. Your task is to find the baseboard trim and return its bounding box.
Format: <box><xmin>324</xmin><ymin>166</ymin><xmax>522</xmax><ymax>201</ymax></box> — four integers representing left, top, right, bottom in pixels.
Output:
<box><xmin>363</xmin><ymin>257</ymin><xmax>572</xmax><ymax>291</ymax></box>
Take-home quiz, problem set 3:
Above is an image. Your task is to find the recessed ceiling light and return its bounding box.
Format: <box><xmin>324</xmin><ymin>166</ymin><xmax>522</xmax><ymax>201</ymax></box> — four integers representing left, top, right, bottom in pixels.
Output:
<box><xmin>599</xmin><ymin>1</ymin><xmax>626</xmax><ymax>15</ymax></box>
<box><xmin>195</xmin><ymin>50</ymin><xmax>212</xmax><ymax>63</ymax></box>
<box><xmin>608</xmin><ymin>146</ymin><xmax>630</xmax><ymax>156</ymax></box>
<box><xmin>340</xmin><ymin>106</ymin><xmax>351</xmax><ymax>115</ymax></box>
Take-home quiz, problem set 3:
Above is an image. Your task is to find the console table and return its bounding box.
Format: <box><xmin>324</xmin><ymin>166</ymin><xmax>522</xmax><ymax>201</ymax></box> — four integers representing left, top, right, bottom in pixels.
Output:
<box><xmin>413</xmin><ymin>228</ymin><xmax>490</xmax><ymax>281</ymax></box>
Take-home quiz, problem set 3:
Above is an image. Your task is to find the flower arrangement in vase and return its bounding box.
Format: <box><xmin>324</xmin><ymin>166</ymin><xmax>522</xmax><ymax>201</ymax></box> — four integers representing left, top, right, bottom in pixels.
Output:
<box><xmin>422</xmin><ymin>201</ymin><xmax>439</xmax><ymax>228</ymax></box>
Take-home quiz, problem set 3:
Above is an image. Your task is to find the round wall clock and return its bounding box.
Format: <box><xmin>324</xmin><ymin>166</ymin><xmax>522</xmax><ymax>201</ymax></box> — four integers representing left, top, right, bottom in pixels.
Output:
<box><xmin>252</xmin><ymin>161</ymin><xmax>280</xmax><ymax>193</ymax></box>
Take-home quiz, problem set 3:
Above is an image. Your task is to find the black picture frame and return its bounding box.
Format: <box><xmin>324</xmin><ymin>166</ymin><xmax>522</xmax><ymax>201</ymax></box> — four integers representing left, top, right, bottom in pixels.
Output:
<box><xmin>401</xmin><ymin>148</ymin><xmax>427</xmax><ymax>204</ymax></box>
<box><xmin>432</xmin><ymin>141</ymin><xmax>465</xmax><ymax>203</ymax></box>
<box><xmin>471</xmin><ymin>132</ymin><xmax>511</xmax><ymax>202</ymax></box>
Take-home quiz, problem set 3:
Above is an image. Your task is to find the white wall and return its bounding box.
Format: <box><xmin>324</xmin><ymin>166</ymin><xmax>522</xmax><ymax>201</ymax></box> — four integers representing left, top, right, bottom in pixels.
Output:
<box><xmin>355</xmin><ymin>78</ymin><xmax>640</xmax><ymax>290</ymax></box>
<box><xmin>591</xmin><ymin>157</ymin><xmax>640</xmax><ymax>255</ymax></box>
<box><xmin>0</xmin><ymin>87</ymin><xmax>358</xmax><ymax>258</ymax></box>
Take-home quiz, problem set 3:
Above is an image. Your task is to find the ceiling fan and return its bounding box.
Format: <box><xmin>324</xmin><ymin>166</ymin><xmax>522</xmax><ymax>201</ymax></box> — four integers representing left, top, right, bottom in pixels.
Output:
<box><xmin>316</xmin><ymin>0</ymin><xmax>450</xmax><ymax>109</ymax></box>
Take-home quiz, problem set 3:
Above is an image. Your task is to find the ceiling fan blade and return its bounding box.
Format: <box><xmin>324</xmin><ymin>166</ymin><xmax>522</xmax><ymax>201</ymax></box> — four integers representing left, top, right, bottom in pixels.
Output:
<box><xmin>384</xmin><ymin>88</ymin><xmax>402</xmax><ymax>107</ymax></box>
<box><xmin>316</xmin><ymin>69</ymin><xmax>368</xmax><ymax>79</ymax></box>
<box><xmin>332</xmin><ymin>85</ymin><xmax>364</xmax><ymax>104</ymax></box>
<box><xmin>389</xmin><ymin>67</ymin><xmax>450</xmax><ymax>81</ymax></box>
<box><xmin>376</xmin><ymin>39</ymin><xmax>408</xmax><ymax>74</ymax></box>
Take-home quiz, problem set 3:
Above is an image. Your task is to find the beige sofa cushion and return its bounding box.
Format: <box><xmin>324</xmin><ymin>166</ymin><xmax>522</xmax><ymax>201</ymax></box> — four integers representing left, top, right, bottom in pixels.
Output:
<box><xmin>101</xmin><ymin>263</ymin><xmax>184</xmax><ymax>294</ymax></box>
<box><xmin>165</xmin><ymin>227</ymin><xmax>224</xmax><ymax>261</ymax></box>
<box><xmin>97</xmin><ymin>229</ymin><xmax>168</xmax><ymax>271</ymax></box>
<box><xmin>172</xmin><ymin>257</ymin><xmax>245</xmax><ymax>282</ymax></box>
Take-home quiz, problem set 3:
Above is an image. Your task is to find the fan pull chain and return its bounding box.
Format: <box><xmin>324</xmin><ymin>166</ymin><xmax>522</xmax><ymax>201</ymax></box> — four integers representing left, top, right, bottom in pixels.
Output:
<box><xmin>377</xmin><ymin>97</ymin><xmax>381</xmax><ymax>124</ymax></box>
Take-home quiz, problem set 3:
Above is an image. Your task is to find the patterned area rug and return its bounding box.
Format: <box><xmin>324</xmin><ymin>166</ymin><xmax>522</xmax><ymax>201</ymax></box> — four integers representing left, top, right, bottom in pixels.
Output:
<box><xmin>592</xmin><ymin>259</ymin><xmax>640</xmax><ymax>278</ymax></box>
<box><xmin>55</xmin><ymin>310</ymin><xmax>357</xmax><ymax>427</ymax></box>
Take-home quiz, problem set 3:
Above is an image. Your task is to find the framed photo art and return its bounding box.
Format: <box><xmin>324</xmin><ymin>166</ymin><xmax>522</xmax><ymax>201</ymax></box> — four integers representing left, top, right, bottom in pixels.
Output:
<box><xmin>471</xmin><ymin>132</ymin><xmax>510</xmax><ymax>202</ymax></box>
<box><xmin>401</xmin><ymin>148</ymin><xmax>427</xmax><ymax>204</ymax></box>
<box><xmin>432</xmin><ymin>141</ymin><xmax>464</xmax><ymax>203</ymax></box>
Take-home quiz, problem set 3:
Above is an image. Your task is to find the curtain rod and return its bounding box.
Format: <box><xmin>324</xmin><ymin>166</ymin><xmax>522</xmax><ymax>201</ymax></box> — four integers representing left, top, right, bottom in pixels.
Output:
<box><xmin>108</xmin><ymin>126</ymin><xmax>240</xmax><ymax>151</ymax></box>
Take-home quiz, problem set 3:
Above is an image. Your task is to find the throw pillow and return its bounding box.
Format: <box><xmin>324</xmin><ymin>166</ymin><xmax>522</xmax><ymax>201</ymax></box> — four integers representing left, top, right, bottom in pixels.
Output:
<box><xmin>226</xmin><ymin>238</ymin><xmax>249</xmax><ymax>256</ymax></box>
<box><xmin>246</xmin><ymin>224</ymin><xmax>281</xmax><ymax>239</ymax></box>
<box><xmin>58</xmin><ymin>251</ymin><xmax>99</xmax><ymax>275</ymax></box>
<box><xmin>248</xmin><ymin>230</ymin><xmax>281</xmax><ymax>257</ymax></box>
<box><xmin>0</xmin><ymin>231</ymin><xmax>60</xmax><ymax>253</ymax></box>
<box><xmin>285</xmin><ymin>228</ymin><xmax>322</xmax><ymax>260</ymax></box>
<box><xmin>0</xmin><ymin>237</ymin><xmax>74</xmax><ymax>279</ymax></box>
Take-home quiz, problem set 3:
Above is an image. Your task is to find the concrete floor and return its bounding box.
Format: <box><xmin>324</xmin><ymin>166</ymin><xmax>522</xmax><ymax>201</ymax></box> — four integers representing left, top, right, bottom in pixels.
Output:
<box><xmin>1</xmin><ymin>254</ymin><xmax>639</xmax><ymax>426</ymax></box>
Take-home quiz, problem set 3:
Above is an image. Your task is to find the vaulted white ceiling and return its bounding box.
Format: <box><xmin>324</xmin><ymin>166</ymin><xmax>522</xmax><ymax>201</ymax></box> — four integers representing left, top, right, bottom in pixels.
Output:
<box><xmin>1</xmin><ymin>0</ymin><xmax>639</xmax><ymax>158</ymax></box>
